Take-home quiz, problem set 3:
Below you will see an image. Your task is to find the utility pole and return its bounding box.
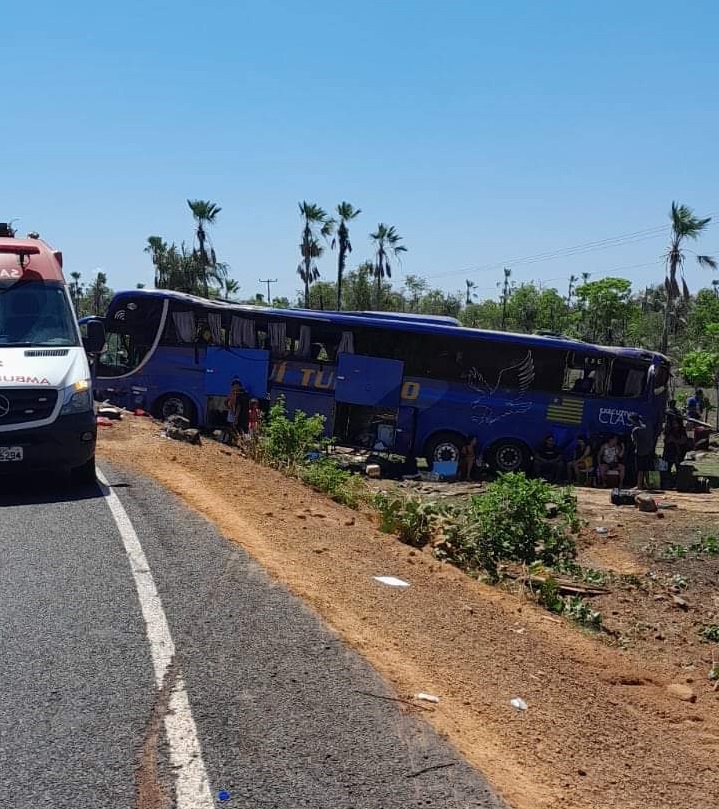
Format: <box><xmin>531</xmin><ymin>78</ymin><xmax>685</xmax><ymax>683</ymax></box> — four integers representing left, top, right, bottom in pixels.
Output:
<box><xmin>500</xmin><ymin>267</ymin><xmax>512</xmax><ymax>330</ymax></box>
<box><xmin>259</xmin><ymin>278</ymin><xmax>277</xmax><ymax>305</ymax></box>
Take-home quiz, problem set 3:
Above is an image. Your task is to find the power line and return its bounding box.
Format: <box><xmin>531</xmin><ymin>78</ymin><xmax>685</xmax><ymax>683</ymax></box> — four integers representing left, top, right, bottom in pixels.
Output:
<box><xmin>427</xmin><ymin>214</ymin><xmax>716</xmax><ymax>281</ymax></box>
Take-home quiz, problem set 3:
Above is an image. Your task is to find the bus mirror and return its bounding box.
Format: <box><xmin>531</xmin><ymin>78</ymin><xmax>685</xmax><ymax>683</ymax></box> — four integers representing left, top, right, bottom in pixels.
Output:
<box><xmin>83</xmin><ymin>320</ymin><xmax>106</xmax><ymax>354</ymax></box>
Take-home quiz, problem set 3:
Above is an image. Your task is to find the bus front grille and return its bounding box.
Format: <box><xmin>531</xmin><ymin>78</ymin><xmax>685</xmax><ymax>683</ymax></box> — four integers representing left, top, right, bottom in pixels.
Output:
<box><xmin>0</xmin><ymin>389</ymin><xmax>59</xmax><ymax>425</ymax></box>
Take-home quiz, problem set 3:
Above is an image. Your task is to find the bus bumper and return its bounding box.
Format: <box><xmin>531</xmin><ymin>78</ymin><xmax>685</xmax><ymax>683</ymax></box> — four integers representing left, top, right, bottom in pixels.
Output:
<box><xmin>0</xmin><ymin>412</ymin><xmax>97</xmax><ymax>473</ymax></box>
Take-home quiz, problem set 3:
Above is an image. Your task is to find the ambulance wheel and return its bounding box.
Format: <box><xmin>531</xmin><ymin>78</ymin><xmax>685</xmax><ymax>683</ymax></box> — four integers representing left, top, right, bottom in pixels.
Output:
<box><xmin>71</xmin><ymin>456</ymin><xmax>97</xmax><ymax>485</ymax></box>
<box><xmin>155</xmin><ymin>394</ymin><xmax>197</xmax><ymax>425</ymax></box>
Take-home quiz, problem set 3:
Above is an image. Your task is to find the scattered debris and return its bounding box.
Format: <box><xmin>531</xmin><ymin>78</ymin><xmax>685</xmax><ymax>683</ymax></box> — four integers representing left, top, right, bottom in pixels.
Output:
<box><xmin>97</xmin><ymin>405</ymin><xmax>123</xmax><ymax>420</ymax></box>
<box><xmin>635</xmin><ymin>494</ymin><xmax>658</xmax><ymax>513</ymax></box>
<box><xmin>218</xmin><ymin>790</ymin><xmax>231</xmax><ymax>802</ymax></box>
<box><xmin>672</xmin><ymin>595</ymin><xmax>689</xmax><ymax>611</ymax></box>
<box><xmin>162</xmin><ymin>415</ymin><xmax>202</xmax><ymax>445</ymax></box>
<box><xmin>406</xmin><ymin>762</ymin><xmax>457</xmax><ymax>778</ymax></box>
<box><xmin>373</xmin><ymin>575</ymin><xmax>410</xmax><ymax>588</ymax></box>
<box><xmin>657</xmin><ymin>501</ymin><xmax>678</xmax><ymax>510</ymax></box>
<box><xmin>666</xmin><ymin>683</ymin><xmax>697</xmax><ymax>703</ymax></box>
<box><xmin>355</xmin><ymin>689</ymin><xmax>433</xmax><ymax>711</ymax></box>
<box><xmin>595</xmin><ymin>526</ymin><xmax>609</xmax><ymax>535</ymax></box>
<box><xmin>415</xmin><ymin>692</ymin><xmax>440</xmax><ymax>704</ymax></box>
<box><xmin>96</xmin><ymin>416</ymin><xmax>115</xmax><ymax>427</ymax></box>
<box><xmin>510</xmin><ymin>697</ymin><xmax>528</xmax><ymax>711</ymax></box>
<box><xmin>366</xmin><ymin>463</ymin><xmax>381</xmax><ymax>478</ymax></box>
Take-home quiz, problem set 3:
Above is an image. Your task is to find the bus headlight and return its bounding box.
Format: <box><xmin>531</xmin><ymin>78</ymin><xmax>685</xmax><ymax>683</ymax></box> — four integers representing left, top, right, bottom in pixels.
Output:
<box><xmin>61</xmin><ymin>379</ymin><xmax>93</xmax><ymax>415</ymax></box>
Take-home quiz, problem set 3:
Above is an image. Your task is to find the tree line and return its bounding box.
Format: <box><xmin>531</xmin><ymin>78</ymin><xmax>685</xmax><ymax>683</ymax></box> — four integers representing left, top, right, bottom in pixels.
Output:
<box><xmin>67</xmin><ymin>199</ymin><xmax>719</xmax><ymax>393</ymax></box>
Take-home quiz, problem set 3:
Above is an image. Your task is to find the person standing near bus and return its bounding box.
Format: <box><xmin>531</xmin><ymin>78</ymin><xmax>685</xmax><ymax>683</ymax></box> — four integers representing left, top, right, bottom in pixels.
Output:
<box><xmin>629</xmin><ymin>413</ymin><xmax>655</xmax><ymax>489</ymax></box>
<box><xmin>686</xmin><ymin>388</ymin><xmax>706</xmax><ymax>421</ymax></box>
<box><xmin>459</xmin><ymin>435</ymin><xmax>477</xmax><ymax>480</ymax></box>
<box><xmin>223</xmin><ymin>377</ymin><xmax>247</xmax><ymax>444</ymax></box>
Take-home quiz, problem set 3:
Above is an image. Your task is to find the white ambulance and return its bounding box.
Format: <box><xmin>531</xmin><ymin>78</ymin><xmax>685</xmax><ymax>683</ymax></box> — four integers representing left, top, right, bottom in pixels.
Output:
<box><xmin>0</xmin><ymin>226</ymin><xmax>105</xmax><ymax>483</ymax></box>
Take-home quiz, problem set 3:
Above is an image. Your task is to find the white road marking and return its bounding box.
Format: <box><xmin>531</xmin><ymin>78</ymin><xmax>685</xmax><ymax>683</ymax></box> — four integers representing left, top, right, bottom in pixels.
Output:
<box><xmin>97</xmin><ymin>468</ymin><xmax>215</xmax><ymax>808</ymax></box>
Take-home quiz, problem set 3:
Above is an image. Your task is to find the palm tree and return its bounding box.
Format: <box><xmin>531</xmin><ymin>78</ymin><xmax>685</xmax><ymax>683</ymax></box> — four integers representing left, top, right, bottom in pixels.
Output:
<box><xmin>298</xmin><ymin>202</ymin><xmax>334</xmax><ymax>307</ymax></box>
<box><xmin>661</xmin><ymin>202</ymin><xmax>717</xmax><ymax>353</ymax></box>
<box><xmin>187</xmin><ymin>199</ymin><xmax>222</xmax><ymax>297</ymax></box>
<box><xmin>69</xmin><ymin>271</ymin><xmax>83</xmax><ymax>313</ymax></box>
<box><xmin>369</xmin><ymin>223</ymin><xmax>407</xmax><ymax>309</ymax></box>
<box><xmin>221</xmin><ymin>277</ymin><xmax>240</xmax><ymax>300</ymax></box>
<box><xmin>331</xmin><ymin>202</ymin><xmax>361</xmax><ymax>310</ymax></box>
<box><xmin>465</xmin><ymin>279</ymin><xmax>477</xmax><ymax>306</ymax></box>
<box><xmin>297</xmin><ymin>237</ymin><xmax>324</xmax><ymax>306</ymax></box>
<box><xmin>88</xmin><ymin>271</ymin><xmax>110</xmax><ymax>316</ymax></box>
<box><xmin>145</xmin><ymin>235</ymin><xmax>170</xmax><ymax>288</ymax></box>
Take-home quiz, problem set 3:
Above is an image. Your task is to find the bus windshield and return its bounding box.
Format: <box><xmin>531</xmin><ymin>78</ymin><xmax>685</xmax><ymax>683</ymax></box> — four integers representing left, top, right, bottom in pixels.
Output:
<box><xmin>0</xmin><ymin>281</ymin><xmax>79</xmax><ymax>347</ymax></box>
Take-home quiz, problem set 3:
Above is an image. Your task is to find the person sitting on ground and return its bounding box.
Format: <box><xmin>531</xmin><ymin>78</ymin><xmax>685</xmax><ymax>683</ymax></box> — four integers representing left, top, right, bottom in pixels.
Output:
<box><xmin>597</xmin><ymin>434</ymin><xmax>625</xmax><ymax>487</ymax></box>
<box><xmin>567</xmin><ymin>435</ymin><xmax>592</xmax><ymax>483</ymax></box>
<box><xmin>629</xmin><ymin>413</ymin><xmax>655</xmax><ymax>489</ymax></box>
<box><xmin>663</xmin><ymin>422</ymin><xmax>689</xmax><ymax>477</ymax></box>
<box><xmin>459</xmin><ymin>435</ymin><xmax>477</xmax><ymax>481</ymax></box>
<box><xmin>534</xmin><ymin>433</ymin><xmax>564</xmax><ymax>482</ymax></box>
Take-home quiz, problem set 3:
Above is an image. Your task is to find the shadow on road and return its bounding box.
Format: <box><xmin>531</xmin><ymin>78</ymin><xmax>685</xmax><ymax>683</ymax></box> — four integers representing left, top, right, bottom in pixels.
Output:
<box><xmin>0</xmin><ymin>472</ymin><xmax>107</xmax><ymax>506</ymax></box>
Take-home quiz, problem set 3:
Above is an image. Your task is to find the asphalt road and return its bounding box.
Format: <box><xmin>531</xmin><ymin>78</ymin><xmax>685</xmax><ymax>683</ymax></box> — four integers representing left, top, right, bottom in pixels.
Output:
<box><xmin>0</xmin><ymin>463</ymin><xmax>504</xmax><ymax>809</ymax></box>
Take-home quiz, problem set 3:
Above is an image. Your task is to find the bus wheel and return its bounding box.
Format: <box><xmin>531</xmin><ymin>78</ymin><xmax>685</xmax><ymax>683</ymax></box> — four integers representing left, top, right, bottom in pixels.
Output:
<box><xmin>486</xmin><ymin>439</ymin><xmax>530</xmax><ymax>474</ymax></box>
<box><xmin>424</xmin><ymin>431</ymin><xmax>464</xmax><ymax>469</ymax></box>
<box><xmin>156</xmin><ymin>394</ymin><xmax>197</xmax><ymax>425</ymax></box>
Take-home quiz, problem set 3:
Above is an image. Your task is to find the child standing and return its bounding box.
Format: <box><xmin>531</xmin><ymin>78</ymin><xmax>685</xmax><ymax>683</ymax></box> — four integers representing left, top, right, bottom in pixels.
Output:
<box><xmin>247</xmin><ymin>398</ymin><xmax>262</xmax><ymax>437</ymax></box>
<box><xmin>222</xmin><ymin>378</ymin><xmax>245</xmax><ymax>444</ymax></box>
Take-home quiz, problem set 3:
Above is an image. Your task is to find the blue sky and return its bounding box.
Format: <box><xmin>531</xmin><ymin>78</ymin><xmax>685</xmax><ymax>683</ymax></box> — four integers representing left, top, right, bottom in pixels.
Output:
<box><xmin>4</xmin><ymin>1</ymin><xmax>718</xmax><ymax>302</ymax></box>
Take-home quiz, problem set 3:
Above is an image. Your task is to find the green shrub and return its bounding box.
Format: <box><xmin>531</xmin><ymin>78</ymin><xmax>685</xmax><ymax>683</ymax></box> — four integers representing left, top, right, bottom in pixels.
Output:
<box><xmin>699</xmin><ymin>625</ymin><xmax>719</xmax><ymax>642</ymax></box>
<box><xmin>537</xmin><ymin>576</ymin><xmax>602</xmax><ymax>628</ymax></box>
<box><xmin>537</xmin><ymin>576</ymin><xmax>563</xmax><ymax>613</ymax></box>
<box><xmin>258</xmin><ymin>395</ymin><xmax>326</xmax><ymax>470</ymax></box>
<box><xmin>299</xmin><ymin>459</ymin><xmax>366</xmax><ymax>509</ymax></box>
<box><xmin>458</xmin><ymin>473</ymin><xmax>579</xmax><ymax>580</ymax></box>
<box><xmin>374</xmin><ymin>493</ymin><xmax>447</xmax><ymax>548</ymax></box>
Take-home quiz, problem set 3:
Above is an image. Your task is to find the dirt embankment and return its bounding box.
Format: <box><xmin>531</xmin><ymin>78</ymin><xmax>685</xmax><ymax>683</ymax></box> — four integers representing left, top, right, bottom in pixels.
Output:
<box><xmin>99</xmin><ymin>416</ymin><xmax>719</xmax><ymax>809</ymax></box>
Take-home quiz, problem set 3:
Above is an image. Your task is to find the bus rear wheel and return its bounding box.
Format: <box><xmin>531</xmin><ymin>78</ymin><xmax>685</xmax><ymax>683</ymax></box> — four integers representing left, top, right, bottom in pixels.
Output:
<box><xmin>155</xmin><ymin>394</ymin><xmax>197</xmax><ymax>425</ymax></box>
<box><xmin>424</xmin><ymin>431</ymin><xmax>465</xmax><ymax>469</ymax></box>
<box><xmin>486</xmin><ymin>439</ymin><xmax>530</xmax><ymax>474</ymax></box>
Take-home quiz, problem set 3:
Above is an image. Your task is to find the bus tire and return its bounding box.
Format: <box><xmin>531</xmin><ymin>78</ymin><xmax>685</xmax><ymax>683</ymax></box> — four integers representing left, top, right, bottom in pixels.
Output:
<box><xmin>424</xmin><ymin>431</ymin><xmax>465</xmax><ymax>469</ymax></box>
<box><xmin>155</xmin><ymin>394</ymin><xmax>197</xmax><ymax>425</ymax></box>
<box><xmin>486</xmin><ymin>439</ymin><xmax>530</xmax><ymax>474</ymax></box>
<box><xmin>71</xmin><ymin>456</ymin><xmax>97</xmax><ymax>485</ymax></box>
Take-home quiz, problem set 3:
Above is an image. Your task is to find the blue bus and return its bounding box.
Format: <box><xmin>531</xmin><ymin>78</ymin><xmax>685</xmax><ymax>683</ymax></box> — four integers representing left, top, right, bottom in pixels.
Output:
<box><xmin>86</xmin><ymin>289</ymin><xmax>670</xmax><ymax>472</ymax></box>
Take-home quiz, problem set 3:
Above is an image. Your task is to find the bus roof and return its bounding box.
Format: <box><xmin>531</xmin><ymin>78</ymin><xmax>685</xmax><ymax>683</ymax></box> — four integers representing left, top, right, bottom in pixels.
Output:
<box><xmin>0</xmin><ymin>237</ymin><xmax>64</xmax><ymax>282</ymax></box>
<box><xmin>110</xmin><ymin>288</ymin><xmax>668</xmax><ymax>364</ymax></box>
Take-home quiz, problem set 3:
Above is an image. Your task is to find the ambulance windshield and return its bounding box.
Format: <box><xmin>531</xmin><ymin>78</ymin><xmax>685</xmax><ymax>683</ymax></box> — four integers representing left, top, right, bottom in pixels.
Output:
<box><xmin>0</xmin><ymin>281</ymin><xmax>79</xmax><ymax>347</ymax></box>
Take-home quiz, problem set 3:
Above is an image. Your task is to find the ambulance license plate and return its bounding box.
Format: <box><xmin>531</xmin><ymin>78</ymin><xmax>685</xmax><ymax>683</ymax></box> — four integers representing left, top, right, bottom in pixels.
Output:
<box><xmin>0</xmin><ymin>446</ymin><xmax>23</xmax><ymax>462</ymax></box>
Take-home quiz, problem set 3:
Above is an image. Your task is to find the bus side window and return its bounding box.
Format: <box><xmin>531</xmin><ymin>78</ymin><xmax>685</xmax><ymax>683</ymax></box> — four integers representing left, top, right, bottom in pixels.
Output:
<box><xmin>563</xmin><ymin>352</ymin><xmax>592</xmax><ymax>393</ymax></box>
<box><xmin>609</xmin><ymin>360</ymin><xmax>646</xmax><ymax>398</ymax></box>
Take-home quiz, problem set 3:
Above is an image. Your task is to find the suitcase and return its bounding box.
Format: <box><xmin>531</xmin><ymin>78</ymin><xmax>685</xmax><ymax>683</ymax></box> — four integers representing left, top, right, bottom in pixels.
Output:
<box><xmin>611</xmin><ymin>488</ymin><xmax>636</xmax><ymax>506</ymax></box>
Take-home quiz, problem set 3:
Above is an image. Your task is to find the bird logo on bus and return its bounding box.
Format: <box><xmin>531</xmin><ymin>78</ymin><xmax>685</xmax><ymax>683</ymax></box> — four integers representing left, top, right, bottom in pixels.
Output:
<box><xmin>467</xmin><ymin>350</ymin><xmax>535</xmax><ymax>425</ymax></box>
